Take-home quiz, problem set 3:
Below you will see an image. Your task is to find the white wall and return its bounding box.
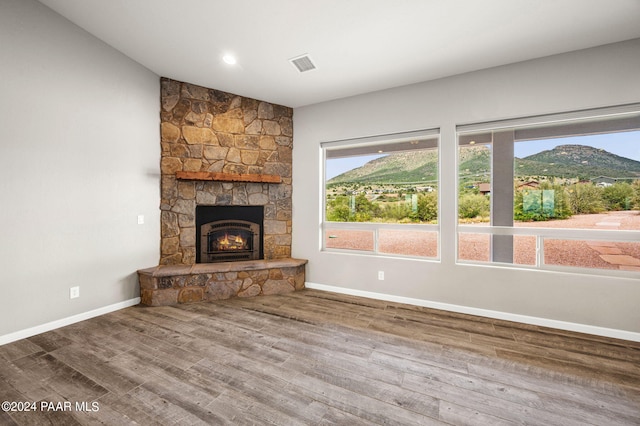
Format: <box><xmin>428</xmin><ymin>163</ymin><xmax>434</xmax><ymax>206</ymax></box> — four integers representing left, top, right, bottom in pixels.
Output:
<box><xmin>0</xmin><ymin>0</ymin><xmax>160</xmax><ymax>340</ymax></box>
<box><xmin>293</xmin><ymin>39</ymin><xmax>640</xmax><ymax>337</ymax></box>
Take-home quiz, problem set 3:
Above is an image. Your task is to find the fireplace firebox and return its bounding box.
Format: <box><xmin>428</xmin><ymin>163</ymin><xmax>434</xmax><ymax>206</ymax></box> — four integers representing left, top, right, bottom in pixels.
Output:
<box><xmin>196</xmin><ymin>206</ymin><xmax>263</xmax><ymax>263</ymax></box>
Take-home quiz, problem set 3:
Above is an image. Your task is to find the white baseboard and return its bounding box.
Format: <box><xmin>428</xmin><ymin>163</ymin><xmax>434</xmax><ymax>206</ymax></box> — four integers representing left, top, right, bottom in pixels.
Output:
<box><xmin>0</xmin><ymin>298</ymin><xmax>141</xmax><ymax>346</ymax></box>
<box><xmin>305</xmin><ymin>282</ymin><xmax>640</xmax><ymax>343</ymax></box>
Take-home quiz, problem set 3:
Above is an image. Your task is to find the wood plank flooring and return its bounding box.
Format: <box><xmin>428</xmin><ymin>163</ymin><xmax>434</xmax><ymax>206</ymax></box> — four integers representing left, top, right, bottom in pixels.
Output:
<box><xmin>1</xmin><ymin>289</ymin><xmax>639</xmax><ymax>425</ymax></box>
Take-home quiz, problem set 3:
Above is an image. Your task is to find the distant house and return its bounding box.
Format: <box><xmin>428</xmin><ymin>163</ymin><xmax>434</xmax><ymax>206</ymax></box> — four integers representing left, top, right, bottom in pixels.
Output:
<box><xmin>478</xmin><ymin>183</ymin><xmax>491</xmax><ymax>195</ymax></box>
<box><xmin>592</xmin><ymin>176</ymin><xmax>637</xmax><ymax>186</ymax></box>
<box><xmin>592</xmin><ymin>176</ymin><xmax>617</xmax><ymax>187</ymax></box>
<box><xmin>416</xmin><ymin>186</ymin><xmax>434</xmax><ymax>192</ymax></box>
<box><xmin>517</xmin><ymin>180</ymin><xmax>540</xmax><ymax>190</ymax></box>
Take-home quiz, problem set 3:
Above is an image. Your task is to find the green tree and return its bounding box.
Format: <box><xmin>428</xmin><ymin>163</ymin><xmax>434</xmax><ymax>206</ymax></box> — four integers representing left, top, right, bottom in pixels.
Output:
<box><xmin>414</xmin><ymin>191</ymin><xmax>438</xmax><ymax>222</ymax></box>
<box><xmin>326</xmin><ymin>195</ymin><xmax>351</xmax><ymax>221</ymax></box>
<box><xmin>513</xmin><ymin>189</ymin><xmax>528</xmax><ymax>220</ymax></box>
<box><xmin>353</xmin><ymin>193</ymin><xmax>378</xmax><ymax>221</ymax></box>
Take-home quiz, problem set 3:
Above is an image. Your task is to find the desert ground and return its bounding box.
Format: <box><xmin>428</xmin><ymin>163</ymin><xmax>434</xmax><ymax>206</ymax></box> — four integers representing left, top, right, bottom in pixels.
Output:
<box><xmin>325</xmin><ymin>211</ymin><xmax>640</xmax><ymax>271</ymax></box>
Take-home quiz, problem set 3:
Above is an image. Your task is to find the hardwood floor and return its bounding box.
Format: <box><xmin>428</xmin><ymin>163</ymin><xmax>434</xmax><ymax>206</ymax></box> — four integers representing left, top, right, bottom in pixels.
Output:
<box><xmin>1</xmin><ymin>289</ymin><xmax>639</xmax><ymax>425</ymax></box>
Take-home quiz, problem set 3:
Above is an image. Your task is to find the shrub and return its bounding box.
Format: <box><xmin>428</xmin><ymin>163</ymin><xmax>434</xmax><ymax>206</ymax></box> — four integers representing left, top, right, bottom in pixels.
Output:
<box><xmin>459</xmin><ymin>193</ymin><xmax>490</xmax><ymax>219</ymax></box>
<box><xmin>602</xmin><ymin>182</ymin><xmax>635</xmax><ymax>211</ymax></box>
<box><xmin>326</xmin><ymin>196</ymin><xmax>351</xmax><ymax>221</ymax></box>
<box><xmin>549</xmin><ymin>184</ymin><xmax>572</xmax><ymax>219</ymax></box>
<box><xmin>632</xmin><ymin>180</ymin><xmax>640</xmax><ymax>209</ymax></box>
<box><xmin>568</xmin><ymin>183</ymin><xmax>604</xmax><ymax>214</ymax></box>
<box><xmin>326</xmin><ymin>194</ymin><xmax>381</xmax><ymax>222</ymax></box>
<box><xmin>381</xmin><ymin>203</ymin><xmax>412</xmax><ymax>221</ymax></box>
<box><xmin>415</xmin><ymin>191</ymin><xmax>438</xmax><ymax>222</ymax></box>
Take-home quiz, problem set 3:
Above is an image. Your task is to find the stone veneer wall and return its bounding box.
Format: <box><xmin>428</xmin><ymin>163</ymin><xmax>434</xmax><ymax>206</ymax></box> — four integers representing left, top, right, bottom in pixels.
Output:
<box><xmin>159</xmin><ymin>78</ymin><xmax>293</xmax><ymax>265</ymax></box>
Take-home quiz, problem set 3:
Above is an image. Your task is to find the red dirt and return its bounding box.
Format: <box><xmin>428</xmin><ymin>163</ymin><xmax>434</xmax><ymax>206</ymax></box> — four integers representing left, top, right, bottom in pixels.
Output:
<box><xmin>326</xmin><ymin>211</ymin><xmax>640</xmax><ymax>270</ymax></box>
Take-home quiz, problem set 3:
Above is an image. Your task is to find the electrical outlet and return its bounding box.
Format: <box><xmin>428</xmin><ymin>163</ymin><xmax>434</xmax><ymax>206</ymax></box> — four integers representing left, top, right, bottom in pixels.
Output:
<box><xmin>137</xmin><ymin>214</ymin><xmax>145</xmax><ymax>225</ymax></box>
<box><xmin>70</xmin><ymin>286</ymin><xmax>80</xmax><ymax>299</ymax></box>
<box><xmin>378</xmin><ymin>271</ymin><xmax>385</xmax><ymax>280</ymax></box>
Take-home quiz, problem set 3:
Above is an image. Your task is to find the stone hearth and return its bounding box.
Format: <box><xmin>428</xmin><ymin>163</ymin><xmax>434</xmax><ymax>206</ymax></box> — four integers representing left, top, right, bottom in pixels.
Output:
<box><xmin>139</xmin><ymin>259</ymin><xmax>307</xmax><ymax>306</ymax></box>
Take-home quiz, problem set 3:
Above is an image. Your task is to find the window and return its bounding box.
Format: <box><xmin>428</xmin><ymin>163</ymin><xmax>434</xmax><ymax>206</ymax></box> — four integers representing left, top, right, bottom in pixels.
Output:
<box><xmin>322</xmin><ymin>129</ymin><xmax>439</xmax><ymax>259</ymax></box>
<box><xmin>457</xmin><ymin>104</ymin><xmax>640</xmax><ymax>276</ymax></box>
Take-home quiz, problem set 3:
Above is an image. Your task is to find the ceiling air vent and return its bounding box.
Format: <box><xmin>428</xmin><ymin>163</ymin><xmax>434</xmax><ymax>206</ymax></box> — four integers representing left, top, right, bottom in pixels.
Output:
<box><xmin>289</xmin><ymin>54</ymin><xmax>316</xmax><ymax>73</ymax></box>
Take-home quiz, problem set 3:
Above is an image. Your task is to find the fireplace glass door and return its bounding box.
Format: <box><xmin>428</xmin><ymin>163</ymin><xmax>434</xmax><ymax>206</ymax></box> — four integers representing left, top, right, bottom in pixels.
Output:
<box><xmin>200</xmin><ymin>220</ymin><xmax>260</xmax><ymax>263</ymax></box>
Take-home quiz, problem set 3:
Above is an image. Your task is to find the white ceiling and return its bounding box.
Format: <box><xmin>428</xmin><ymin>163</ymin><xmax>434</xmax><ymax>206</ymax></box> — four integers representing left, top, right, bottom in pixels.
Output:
<box><xmin>39</xmin><ymin>0</ymin><xmax>640</xmax><ymax>108</ymax></box>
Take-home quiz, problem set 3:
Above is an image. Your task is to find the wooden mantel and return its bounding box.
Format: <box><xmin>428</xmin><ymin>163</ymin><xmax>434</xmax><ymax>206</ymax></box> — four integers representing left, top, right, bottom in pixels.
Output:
<box><xmin>176</xmin><ymin>171</ymin><xmax>281</xmax><ymax>183</ymax></box>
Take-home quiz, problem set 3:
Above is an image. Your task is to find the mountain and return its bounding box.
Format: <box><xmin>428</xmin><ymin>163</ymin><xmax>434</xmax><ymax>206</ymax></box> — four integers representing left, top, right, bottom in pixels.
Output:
<box><xmin>459</xmin><ymin>145</ymin><xmax>491</xmax><ymax>180</ymax></box>
<box><xmin>328</xmin><ymin>150</ymin><xmax>438</xmax><ymax>184</ymax></box>
<box><xmin>516</xmin><ymin>144</ymin><xmax>640</xmax><ymax>179</ymax></box>
<box><xmin>328</xmin><ymin>144</ymin><xmax>640</xmax><ymax>185</ymax></box>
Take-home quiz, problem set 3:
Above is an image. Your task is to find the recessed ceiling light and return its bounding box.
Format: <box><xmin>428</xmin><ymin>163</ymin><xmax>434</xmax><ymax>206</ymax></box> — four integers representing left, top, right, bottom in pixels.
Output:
<box><xmin>223</xmin><ymin>54</ymin><xmax>237</xmax><ymax>65</ymax></box>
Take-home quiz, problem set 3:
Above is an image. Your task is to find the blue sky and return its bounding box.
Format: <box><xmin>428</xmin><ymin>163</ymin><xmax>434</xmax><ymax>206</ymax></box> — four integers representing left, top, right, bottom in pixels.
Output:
<box><xmin>326</xmin><ymin>154</ymin><xmax>385</xmax><ymax>180</ymax></box>
<box><xmin>326</xmin><ymin>130</ymin><xmax>640</xmax><ymax>180</ymax></box>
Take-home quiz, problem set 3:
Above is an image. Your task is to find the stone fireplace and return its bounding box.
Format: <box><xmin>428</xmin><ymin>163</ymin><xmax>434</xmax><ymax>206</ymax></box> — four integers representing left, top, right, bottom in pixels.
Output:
<box><xmin>158</xmin><ymin>78</ymin><xmax>294</xmax><ymax>265</ymax></box>
<box><xmin>137</xmin><ymin>78</ymin><xmax>306</xmax><ymax>306</ymax></box>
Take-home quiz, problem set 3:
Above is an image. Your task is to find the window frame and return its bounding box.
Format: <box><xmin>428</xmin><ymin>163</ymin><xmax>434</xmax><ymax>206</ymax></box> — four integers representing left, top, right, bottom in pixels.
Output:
<box><xmin>321</xmin><ymin>128</ymin><xmax>441</xmax><ymax>260</ymax></box>
<box><xmin>456</xmin><ymin>103</ymin><xmax>640</xmax><ymax>277</ymax></box>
